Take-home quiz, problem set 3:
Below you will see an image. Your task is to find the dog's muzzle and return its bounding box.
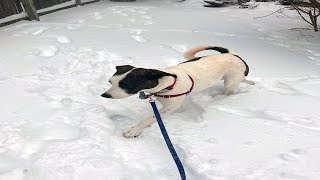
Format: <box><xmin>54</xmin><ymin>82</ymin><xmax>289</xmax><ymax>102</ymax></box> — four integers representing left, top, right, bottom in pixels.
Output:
<box><xmin>101</xmin><ymin>93</ymin><xmax>112</xmax><ymax>98</ymax></box>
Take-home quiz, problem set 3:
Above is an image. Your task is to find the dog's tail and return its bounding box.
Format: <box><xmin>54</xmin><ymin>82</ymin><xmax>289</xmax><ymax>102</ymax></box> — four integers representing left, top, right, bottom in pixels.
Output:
<box><xmin>183</xmin><ymin>45</ymin><xmax>232</xmax><ymax>59</ymax></box>
<box><xmin>184</xmin><ymin>45</ymin><xmax>251</xmax><ymax>78</ymax></box>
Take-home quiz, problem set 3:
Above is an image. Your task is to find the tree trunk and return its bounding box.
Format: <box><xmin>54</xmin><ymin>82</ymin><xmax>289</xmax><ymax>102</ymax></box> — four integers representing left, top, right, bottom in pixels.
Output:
<box><xmin>21</xmin><ymin>0</ymin><xmax>39</xmax><ymax>21</ymax></box>
<box><xmin>314</xmin><ymin>16</ymin><xmax>318</xmax><ymax>31</ymax></box>
<box><xmin>308</xmin><ymin>10</ymin><xmax>318</xmax><ymax>32</ymax></box>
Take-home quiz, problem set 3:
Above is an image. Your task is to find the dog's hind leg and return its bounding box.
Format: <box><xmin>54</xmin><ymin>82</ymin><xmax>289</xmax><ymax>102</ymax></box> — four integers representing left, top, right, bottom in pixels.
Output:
<box><xmin>223</xmin><ymin>74</ymin><xmax>244</xmax><ymax>95</ymax></box>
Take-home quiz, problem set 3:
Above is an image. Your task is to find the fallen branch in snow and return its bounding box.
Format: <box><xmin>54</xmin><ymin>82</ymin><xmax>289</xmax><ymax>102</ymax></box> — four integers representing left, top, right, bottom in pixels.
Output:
<box><xmin>253</xmin><ymin>7</ymin><xmax>290</xmax><ymax>19</ymax></box>
<box><xmin>290</xmin><ymin>27</ymin><xmax>312</xmax><ymax>30</ymax></box>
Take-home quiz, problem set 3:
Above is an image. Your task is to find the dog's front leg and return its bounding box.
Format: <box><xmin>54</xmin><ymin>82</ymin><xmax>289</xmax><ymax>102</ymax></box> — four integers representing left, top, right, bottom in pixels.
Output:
<box><xmin>123</xmin><ymin>98</ymin><xmax>183</xmax><ymax>138</ymax></box>
<box><xmin>123</xmin><ymin>108</ymin><xmax>173</xmax><ymax>138</ymax></box>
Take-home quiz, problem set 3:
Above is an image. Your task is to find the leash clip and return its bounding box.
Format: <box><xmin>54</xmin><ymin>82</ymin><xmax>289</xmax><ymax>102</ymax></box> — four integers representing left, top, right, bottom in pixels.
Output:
<box><xmin>139</xmin><ymin>92</ymin><xmax>155</xmax><ymax>102</ymax></box>
<box><xmin>149</xmin><ymin>94</ymin><xmax>155</xmax><ymax>102</ymax></box>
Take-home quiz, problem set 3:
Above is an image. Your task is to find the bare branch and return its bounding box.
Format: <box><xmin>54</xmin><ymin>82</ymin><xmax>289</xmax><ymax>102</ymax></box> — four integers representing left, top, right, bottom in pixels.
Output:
<box><xmin>295</xmin><ymin>5</ymin><xmax>309</xmax><ymax>14</ymax></box>
<box><xmin>293</xmin><ymin>4</ymin><xmax>314</xmax><ymax>26</ymax></box>
<box><xmin>309</xmin><ymin>0</ymin><xmax>320</xmax><ymax>9</ymax></box>
<box><xmin>253</xmin><ymin>7</ymin><xmax>288</xmax><ymax>19</ymax></box>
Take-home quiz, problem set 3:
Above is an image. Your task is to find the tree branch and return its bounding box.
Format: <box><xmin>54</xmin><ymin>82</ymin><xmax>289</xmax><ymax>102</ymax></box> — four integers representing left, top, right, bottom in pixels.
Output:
<box><xmin>293</xmin><ymin>4</ymin><xmax>314</xmax><ymax>26</ymax></box>
<box><xmin>253</xmin><ymin>7</ymin><xmax>288</xmax><ymax>19</ymax></box>
<box><xmin>309</xmin><ymin>0</ymin><xmax>320</xmax><ymax>9</ymax></box>
<box><xmin>295</xmin><ymin>5</ymin><xmax>309</xmax><ymax>14</ymax></box>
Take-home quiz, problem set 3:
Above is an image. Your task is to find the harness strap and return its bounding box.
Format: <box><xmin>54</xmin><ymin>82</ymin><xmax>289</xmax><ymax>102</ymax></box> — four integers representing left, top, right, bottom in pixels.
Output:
<box><xmin>142</xmin><ymin>75</ymin><xmax>194</xmax><ymax>99</ymax></box>
<box><xmin>155</xmin><ymin>75</ymin><xmax>194</xmax><ymax>98</ymax></box>
<box><xmin>165</xmin><ymin>77</ymin><xmax>177</xmax><ymax>90</ymax></box>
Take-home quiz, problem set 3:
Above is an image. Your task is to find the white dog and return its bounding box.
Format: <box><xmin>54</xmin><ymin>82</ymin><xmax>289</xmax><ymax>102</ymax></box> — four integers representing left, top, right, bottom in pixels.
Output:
<box><xmin>101</xmin><ymin>46</ymin><xmax>254</xmax><ymax>138</ymax></box>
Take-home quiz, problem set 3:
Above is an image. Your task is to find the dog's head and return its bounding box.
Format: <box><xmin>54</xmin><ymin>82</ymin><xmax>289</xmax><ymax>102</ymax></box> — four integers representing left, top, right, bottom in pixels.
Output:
<box><xmin>101</xmin><ymin>65</ymin><xmax>176</xmax><ymax>99</ymax></box>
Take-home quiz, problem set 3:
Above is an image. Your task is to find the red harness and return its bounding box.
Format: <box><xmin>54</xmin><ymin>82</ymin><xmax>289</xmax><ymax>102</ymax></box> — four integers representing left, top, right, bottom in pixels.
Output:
<box><xmin>143</xmin><ymin>75</ymin><xmax>194</xmax><ymax>99</ymax></box>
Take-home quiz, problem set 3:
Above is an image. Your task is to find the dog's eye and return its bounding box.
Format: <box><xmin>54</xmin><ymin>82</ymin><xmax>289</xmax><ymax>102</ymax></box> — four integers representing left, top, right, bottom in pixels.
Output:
<box><xmin>109</xmin><ymin>80</ymin><xmax>112</xmax><ymax>84</ymax></box>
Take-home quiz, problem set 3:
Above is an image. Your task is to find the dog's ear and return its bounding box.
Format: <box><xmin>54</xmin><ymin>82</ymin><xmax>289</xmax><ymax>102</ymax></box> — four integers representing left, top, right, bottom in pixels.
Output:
<box><xmin>115</xmin><ymin>65</ymin><xmax>135</xmax><ymax>75</ymax></box>
<box><xmin>146</xmin><ymin>69</ymin><xmax>177</xmax><ymax>80</ymax></box>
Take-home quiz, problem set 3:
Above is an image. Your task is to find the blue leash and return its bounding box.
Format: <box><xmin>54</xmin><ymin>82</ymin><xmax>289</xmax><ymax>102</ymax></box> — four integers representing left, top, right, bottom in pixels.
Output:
<box><xmin>149</xmin><ymin>98</ymin><xmax>186</xmax><ymax>180</ymax></box>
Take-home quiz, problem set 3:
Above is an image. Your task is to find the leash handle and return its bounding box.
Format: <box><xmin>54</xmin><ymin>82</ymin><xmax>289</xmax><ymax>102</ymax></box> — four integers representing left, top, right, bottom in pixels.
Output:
<box><xmin>149</xmin><ymin>100</ymin><xmax>186</xmax><ymax>180</ymax></box>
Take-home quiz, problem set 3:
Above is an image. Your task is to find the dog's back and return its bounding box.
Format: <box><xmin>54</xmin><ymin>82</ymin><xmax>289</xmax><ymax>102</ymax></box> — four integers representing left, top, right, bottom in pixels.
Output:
<box><xmin>166</xmin><ymin>46</ymin><xmax>249</xmax><ymax>93</ymax></box>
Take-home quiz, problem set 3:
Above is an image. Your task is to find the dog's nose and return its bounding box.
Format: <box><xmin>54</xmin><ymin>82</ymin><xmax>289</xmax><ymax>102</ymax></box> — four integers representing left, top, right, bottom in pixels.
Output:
<box><xmin>101</xmin><ymin>93</ymin><xmax>112</xmax><ymax>98</ymax></box>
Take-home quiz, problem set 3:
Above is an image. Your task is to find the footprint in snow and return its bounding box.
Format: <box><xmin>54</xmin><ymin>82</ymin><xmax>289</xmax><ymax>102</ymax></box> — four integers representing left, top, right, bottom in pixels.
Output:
<box><xmin>119</xmin><ymin>13</ymin><xmax>128</xmax><ymax>17</ymax></box>
<box><xmin>131</xmin><ymin>35</ymin><xmax>147</xmax><ymax>43</ymax></box>
<box><xmin>270</xmin><ymin>34</ymin><xmax>286</xmax><ymax>39</ymax></box>
<box><xmin>161</xmin><ymin>44</ymin><xmax>188</xmax><ymax>53</ymax></box>
<box><xmin>13</xmin><ymin>27</ymin><xmax>48</xmax><ymax>36</ymax></box>
<box><xmin>21</xmin><ymin>123</ymin><xmax>81</xmax><ymax>142</ymax></box>
<box><xmin>307</xmin><ymin>56</ymin><xmax>320</xmax><ymax>65</ymax></box>
<box><xmin>307</xmin><ymin>50</ymin><xmax>320</xmax><ymax>57</ymax></box>
<box><xmin>32</xmin><ymin>27</ymin><xmax>47</xmax><ymax>35</ymax></box>
<box><xmin>114</xmin><ymin>10</ymin><xmax>123</xmax><ymax>14</ymax></box>
<box><xmin>259</xmin><ymin>76</ymin><xmax>320</xmax><ymax>97</ymax></box>
<box><xmin>215</xmin><ymin>106</ymin><xmax>320</xmax><ymax>131</ymax></box>
<box><xmin>143</xmin><ymin>21</ymin><xmax>153</xmax><ymax>25</ymax></box>
<box><xmin>0</xmin><ymin>149</ymin><xmax>23</xmax><ymax>173</ymax></box>
<box><xmin>279</xmin><ymin>173</ymin><xmax>309</xmax><ymax>180</ymax></box>
<box><xmin>279</xmin><ymin>153</ymin><xmax>298</xmax><ymax>162</ymax></box>
<box><xmin>56</xmin><ymin>36</ymin><xmax>71</xmax><ymax>44</ymax></box>
<box><xmin>243</xmin><ymin>141</ymin><xmax>257</xmax><ymax>146</ymax></box>
<box><xmin>109</xmin><ymin>114</ymin><xmax>134</xmax><ymax>122</ymax></box>
<box><xmin>137</xmin><ymin>10</ymin><xmax>147</xmax><ymax>14</ymax></box>
<box><xmin>288</xmin><ymin>117</ymin><xmax>320</xmax><ymax>131</ymax></box>
<box><xmin>208</xmin><ymin>158</ymin><xmax>220</xmax><ymax>165</ymax></box>
<box><xmin>77</xmin><ymin>19</ymin><xmax>86</xmax><ymax>24</ymax></box>
<box><xmin>0</xmin><ymin>75</ymin><xmax>9</xmax><ymax>81</ymax></box>
<box><xmin>207</xmin><ymin>138</ymin><xmax>219</xmax><ymax>144</ymax></box>
<box><xmin>60</xmin><ymin>98</ymin><xmax>73</xmax><ymax>106</ymax></box>
<box><xmin>67</xmin><ymin>25</ymin><xmax>80</xmax><ymax>30</ymax></box>
<box><xmin>93</xmin><ymin>12</ymin><xmax>103</xmax><ymax>20</ymax></box>
<box><xmin>128</xmin><ymin>18</ymin><xmax>137</xmax><ymax>23</ymax></box>
<box><xmin>31</xmin><ymin>46</ymin><xmax>58</xmax><ymax>57</ymax></box>
<box><xmin>291</xmin><ymin>149</ymin><xmax>307</xmax><ymax>155</ymax></box>
<box><xmin>141</xmin><ymin>15</ymin><xmax>152</xmax><ymax>19</ymax></box>
<box><xmin>8</xmin><ymin>123</ymin><xmax>81</xmax><ymax>166</ymax></box>
<box><xmin>257</xmin><ymin>78</ymin><xmax>304</xmax><ymax>95</ymax></box>
<box><xmin>129</xmin><ymin>29</ymin><xmax>143</xmax><ymax>35</ymax></box>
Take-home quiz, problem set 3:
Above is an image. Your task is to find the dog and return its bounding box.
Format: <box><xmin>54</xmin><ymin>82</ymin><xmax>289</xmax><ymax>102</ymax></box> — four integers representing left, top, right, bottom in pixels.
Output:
<box><xmin>101</xmin><ymin>45</ymin><xmax>254</xmax><ymax>138</ymax></box>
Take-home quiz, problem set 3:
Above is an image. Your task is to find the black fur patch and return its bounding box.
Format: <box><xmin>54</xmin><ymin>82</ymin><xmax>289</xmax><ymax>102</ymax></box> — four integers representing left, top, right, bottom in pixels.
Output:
<box><xmin>206</xmin><ymin>46</ymin><xmax>229</xmax><ymax>54</ymax></box>
<box><xmin>115</xmin><ymin>65</ymin><xmax>135</xmax><ymax>75</ymax></box>
<box><xmin>181</xmin><ymin>57</ymin><xmax>203</xmax><ymax>64</ymax></box>
<box><xmin>119</xmin><ymin>68</ymin><xmax>176</xmax><ymax>94</ymax></box>
<box><xmin>233</xmin><ymin>55</ymin><xmax>249</xmax><ymax>76</ymax></box>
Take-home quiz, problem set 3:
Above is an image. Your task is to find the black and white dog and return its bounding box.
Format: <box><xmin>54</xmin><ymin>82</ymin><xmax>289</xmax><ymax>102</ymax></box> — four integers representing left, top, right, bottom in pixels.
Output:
<box><xmin>101</xmin><ymin>46</ymin><xmax>254</xmax><ymax>138</ymax></box>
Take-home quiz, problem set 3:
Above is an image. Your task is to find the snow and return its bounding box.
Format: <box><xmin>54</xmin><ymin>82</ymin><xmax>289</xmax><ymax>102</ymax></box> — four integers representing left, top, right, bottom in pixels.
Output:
<box><xmin>0</xmin><ymin>13</ymin><xmax>27</xmax><ymax>24</ymax></box>
<box><xmin>0</xmin><ymin>0</ymin><xmax>320</xmax><ymax>179</ymax></box>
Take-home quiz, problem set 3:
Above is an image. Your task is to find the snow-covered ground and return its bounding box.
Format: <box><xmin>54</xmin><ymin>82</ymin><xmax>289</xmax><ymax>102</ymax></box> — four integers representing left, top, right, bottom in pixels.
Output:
<box><xmin>1</xmin><ymin>0</ymin><xmax>320</xmax><ymax>179</ymax></box>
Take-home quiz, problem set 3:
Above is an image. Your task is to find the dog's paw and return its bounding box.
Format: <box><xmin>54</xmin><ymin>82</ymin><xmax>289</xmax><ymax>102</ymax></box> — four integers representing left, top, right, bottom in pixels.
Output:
<box><xmin>123</xmin><ymin>128</ymin><xmax>142</xmax><ymax>138</ymax></box>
